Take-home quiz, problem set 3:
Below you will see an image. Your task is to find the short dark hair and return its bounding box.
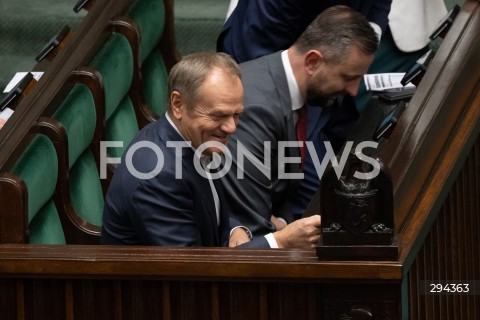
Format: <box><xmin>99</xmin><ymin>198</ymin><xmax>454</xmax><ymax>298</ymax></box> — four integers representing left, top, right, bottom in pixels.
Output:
<box><xmin>293</xmin><ymin>5</ymin><xmax>378</xmax><ymax>64</ymax></box>
<box><xmin>167</xmin><ymin>52</ymin><xmax>241</xmax><ymax>111</ymax></box>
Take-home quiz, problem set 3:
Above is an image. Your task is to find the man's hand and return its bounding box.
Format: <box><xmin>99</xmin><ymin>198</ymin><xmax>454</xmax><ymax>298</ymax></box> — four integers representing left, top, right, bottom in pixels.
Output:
<box><xmin>273</xmin><ymin>215</ymin><xmax>321</xmax><ymax>248</ymax></box>
<box><xmin>271</xmin><ymin>215</ymin><xmax>287</xmax><ymax>231</ymax></box>
<box><xmin>229</xmin><ymin>227</ymin><xmax>251</xmax><ymax>247</ymax></box>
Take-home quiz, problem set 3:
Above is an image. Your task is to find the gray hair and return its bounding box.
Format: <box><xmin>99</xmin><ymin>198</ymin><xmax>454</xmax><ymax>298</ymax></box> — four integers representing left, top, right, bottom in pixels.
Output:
<box><xmin>167</xmin><ymin>52</ymin><xmax>242</xmax><ymax>111</ymax></box>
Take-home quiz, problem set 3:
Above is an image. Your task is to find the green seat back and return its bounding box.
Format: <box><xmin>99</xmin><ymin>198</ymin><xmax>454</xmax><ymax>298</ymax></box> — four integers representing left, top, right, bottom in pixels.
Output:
<box><xmin>29</xmin><ymin>201</ymin><xmax>65</xmax><ymax>244</ymax></box>
<box><xmin>142</xmin><ymin>48</ymin><xmax>168</xmax><ymax>115</ymax></box>
<box><xmin>106</xmin><ymin>95</ymin><xmax>139</xmax><ymax>158</ymax></box>
<box><xmin>53</xmin><ymin>84</ymin><xmax>104</xmax><ymax>226</ymax></box>
<box><xmin>89</xmin><ymin>33</ymin><xmax>134</xmax><ymax>121</ymax></box>
<box><xmin>89</xmin><ymin>32</ymin><xmax>138</xmax><ymax>153</ymax></box>
<box><xmin>11</xmin><ymin>134</ymin><xmax>66</xmax><ymax>244</ymax></box>
<box><xmin>68</xmin><ymin>151</ymin><xmax>105</xmax><ymax>226</ymax></box>
<box><xmin>127</xmin><ymin>0</ymin><xmax>165</xmax><ymax>62</ymax></box>
<box><xmin>127</xmin><ymin>0</ymin><xmax>168</xmax><ymax>116</ymax></box>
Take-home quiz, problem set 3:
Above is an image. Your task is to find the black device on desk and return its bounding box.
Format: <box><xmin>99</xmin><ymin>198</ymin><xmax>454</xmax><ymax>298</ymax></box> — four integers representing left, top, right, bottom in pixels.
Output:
<box><xmin>35</xmin><ymin>25</ymin><xmax>70</xmax><ymax>62</ymax></box>
<box><xmin>378</xmin><ymin>86</ymin><xmax>416</xmax><ymax>102</ymax></box>
<box><xmin>0</xmin><ymin>72</ymin><xmax>34</xmax><ymax>111</ymax></box>
<box><xmin>400</xmin><ymin>50</ymin><xmax>435</xmax><ymax>86</ymax></box>
<box><xmin>430</xmin><ymin>4</ymin><xmax>460</xmax><ymax>40</ymax></box>
<box><xmin>373</xmin><ymin>100</ymin><xmax>407</xmax><ymax>141</ymax></box>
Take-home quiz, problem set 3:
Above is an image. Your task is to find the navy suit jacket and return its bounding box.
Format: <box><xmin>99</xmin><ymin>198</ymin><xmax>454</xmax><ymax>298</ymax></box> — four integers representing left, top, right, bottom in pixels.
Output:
<box><xmin>101</xmin><ymin>115</ymin><xmax>269</xmax><ymax>247</ymax></box>
<box><xmin>217</xmin><ymin>0</ymin><xmax>392</xmax><ymax>63</ymax></box>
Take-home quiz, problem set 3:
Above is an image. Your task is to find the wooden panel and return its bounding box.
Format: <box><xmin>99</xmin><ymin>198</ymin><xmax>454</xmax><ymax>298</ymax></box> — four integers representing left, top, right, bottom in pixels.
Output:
<box><xmin>121</xmin><ymin>280</ymin><xmax>170</xmax><ymax>320</ymax></box>
<box><xmin>0</xmin><ymin>277</ymin><xmax>402</xmax><ymax>320</ymax></box>
<box><xmin>0</xmin><ymin>245</ymin><xmax>402</xmax><ymax>319</ymax></box>
<box><xmin>0</xmin><ymin>280</ymin><xmax>18</xmax><ymax>320</ymax></box>
<box><xmin>23</xmin><ymin>280</ymin><xmax>67</xmax><ymax>320</ymax></box>
<box><xmin>0</xmin><ymin>172</ymin><xmax>28</xmax><ymax>243</ymax></box>
<box><xmin>323</xmin><ymin>284</ymin><xmax>401</xmax><ymax>319</ymax></box>
<box><xmin>218</xmin><ymin>282</ymin><xmax>267</xmax><ymax>320</ymax></box>
<box><xmin>408</xmin><ymin>139</ymin><xmax>480</xmax><ymax>320</ymax></box>
<box><xmin>380</xmin><ymin>0</ymin><xmax>480</xmax><ymax>235</ymax></box>
<box><xmin>265</xmin><ymin>282</ymin><xmax>320</xmax><ymax>319</ymax></box>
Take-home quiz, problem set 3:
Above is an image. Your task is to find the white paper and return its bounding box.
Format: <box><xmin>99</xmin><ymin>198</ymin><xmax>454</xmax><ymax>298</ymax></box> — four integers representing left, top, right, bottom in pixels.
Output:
<box><xmin>363</xmin><ymin>73</ymin><xmax>415</xmax><ymax>92</ymax></box>
<box><xmin>0</xmin><ymin>107</ymin><xmax>14</xmax><ymax>121</ymax></box>
<box><xmin>3</xmin><ymin>72</ymin><xmax>44</xmax><ymax>93</ymax></box>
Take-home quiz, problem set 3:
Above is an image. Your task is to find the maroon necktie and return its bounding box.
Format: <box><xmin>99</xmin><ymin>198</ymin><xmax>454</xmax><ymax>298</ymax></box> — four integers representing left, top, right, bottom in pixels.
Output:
<box><xmin>296</xmin><ymin>105</ymin><xmax>307</xmax><ymax>168</ymax></box>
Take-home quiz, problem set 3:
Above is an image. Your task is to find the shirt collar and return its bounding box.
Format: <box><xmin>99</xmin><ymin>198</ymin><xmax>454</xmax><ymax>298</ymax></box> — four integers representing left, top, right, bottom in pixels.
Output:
<box><xmin>165</xmin><ymin>111</ymin><xmax>213</xmax><ymax>166</ymax></box>
<box><xmin>281</xmin><ymin>50</ymin><xmax>304</xmax><ymax>112</ymax></box>
<box><xmin>165</xmin><ymin>111</ymin><xmax>185</xmax><ymax>140</ymax></box>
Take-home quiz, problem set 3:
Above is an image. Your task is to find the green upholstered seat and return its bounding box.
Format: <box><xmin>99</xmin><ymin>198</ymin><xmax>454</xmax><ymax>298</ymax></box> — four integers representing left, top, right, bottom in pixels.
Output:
<box><xmin>89</xmin><ymin>32</ymin><xmax>138</xmax><ymax>156</ymax></box>
<box><xmin>141</xmin><ymin>48</ymin><xmax>168</xmax><ymax>115</ymax></box>
<box><xmin>127</xmin><ymin>0</ymin><xmax>165</xmax><ymax>63</ymax></box>
<box><xmin>127</xmin><ymin>0</ymin><xmax>169</xmax><ymax>116</ymax></box>
<box><xmin>52</xmin><ymin>84</ymin><xmax>104</xmax><ymax>227</ymax></box>
<box><xmin>106</xmin><ymin>95</ymin><xmax>139</xmax><ymax>158</ymax></box>
<box><xmin>89</xmin><ymin>33</ymin><xmax>134</xmax><ymax>121</ymax></box>
<box><xmin>11</xmin><ymin>134</ymin><xmax>66</xmax><ymax>244</ymax></box>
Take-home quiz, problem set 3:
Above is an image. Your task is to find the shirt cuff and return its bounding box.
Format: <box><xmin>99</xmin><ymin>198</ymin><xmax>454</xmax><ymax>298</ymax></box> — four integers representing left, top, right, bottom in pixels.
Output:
<box><xmin>230</xmin><ymin>226</ymin><xmax>253</xmax><ymax>240</ymax></box>
<box><xmin>264</xmin><ymin>233</ymin><xmax>279</xmax><ymax>248</ymax></box>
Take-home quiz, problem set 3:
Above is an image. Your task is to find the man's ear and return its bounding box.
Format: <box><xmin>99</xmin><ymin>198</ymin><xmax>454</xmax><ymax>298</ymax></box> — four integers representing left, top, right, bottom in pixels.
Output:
<box><xmin>304</xmin><ymin>50</ymin><xmax>324</xmax><ymax>75</ymax></box>
<box><xmin>170</xmin><ymin>91</ymin><xmax>184</xmax><ymax>120</ymax></box>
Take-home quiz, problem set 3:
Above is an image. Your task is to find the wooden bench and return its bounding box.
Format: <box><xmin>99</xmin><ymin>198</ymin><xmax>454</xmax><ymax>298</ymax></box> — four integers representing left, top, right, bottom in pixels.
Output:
<box><xmin>0</xmin><ymin>0</ymin><xmax>179</xmax><ymax>244</ymax></box>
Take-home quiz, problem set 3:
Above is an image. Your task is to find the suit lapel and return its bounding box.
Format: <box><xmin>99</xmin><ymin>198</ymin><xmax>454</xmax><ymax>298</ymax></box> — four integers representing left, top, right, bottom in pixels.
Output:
<box><xmin>157</xmin><ymin>114</ymin><xmax>221</xmax><ymax>246</ymax></box>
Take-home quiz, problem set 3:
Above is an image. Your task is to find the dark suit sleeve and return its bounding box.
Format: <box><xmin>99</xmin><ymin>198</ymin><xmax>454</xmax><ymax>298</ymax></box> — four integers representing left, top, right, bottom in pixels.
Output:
<box><xmin>221</xmin><ymin>103</ymin><xmax>290</xmax><ymax>235</ymax></box>
<box><xmin>229</xmin><ymin>217</ymin><xmax>272</xmax><ymax>248</ymax></box>
<box><xmin>218</xmin><ymin>0</ymin><xmax>312</xmax><ymax>62</ymax></box>
<box><xmin>129</xmin><ymin>172</ymin><xmax>204</xmax><ymax>246</ymax></box>
<box><xmin>239</xmin><ymin>237</ymin><xmax>270</xmax><ymax>248</ymax></box>
<box><xmin>363</xmin><ymin>0</ymin><xmax>392</xmax><ymax>33</ymax></box>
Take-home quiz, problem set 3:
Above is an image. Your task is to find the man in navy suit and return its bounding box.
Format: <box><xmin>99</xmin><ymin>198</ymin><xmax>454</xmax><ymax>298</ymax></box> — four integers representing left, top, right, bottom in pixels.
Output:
<box><xmin>219</xmin><ymin>6</ymin><xmax>378</xmax><ymax>236</ymax></box>
<box><xmin>101</xmin><ymin>52</ymin><xmax>321</xmax><ymax>248</ymax></box>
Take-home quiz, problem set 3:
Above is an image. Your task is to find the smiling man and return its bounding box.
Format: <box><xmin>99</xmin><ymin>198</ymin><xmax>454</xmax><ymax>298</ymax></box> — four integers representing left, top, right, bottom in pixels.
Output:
<box><xmin>219</xmin><ymin>6</ymin><xmax>378</xmax><ymax>236</ymax></box>
<box><xmin>101</xmin><ymin>52</ymin><xmax>321</xmax><ymax>248</ymax></box>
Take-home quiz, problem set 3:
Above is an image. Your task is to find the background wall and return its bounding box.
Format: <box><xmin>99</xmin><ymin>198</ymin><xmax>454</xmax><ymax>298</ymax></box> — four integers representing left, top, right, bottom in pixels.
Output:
<box><xmin>0</xmin><ymin>0</ymin><xmax>464</xmax><ymax>95</ymax></box>
<box><xmin>0</xmin><ymin>0</ymin><xmax>85</xmax><ymax>91</ymax></box>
